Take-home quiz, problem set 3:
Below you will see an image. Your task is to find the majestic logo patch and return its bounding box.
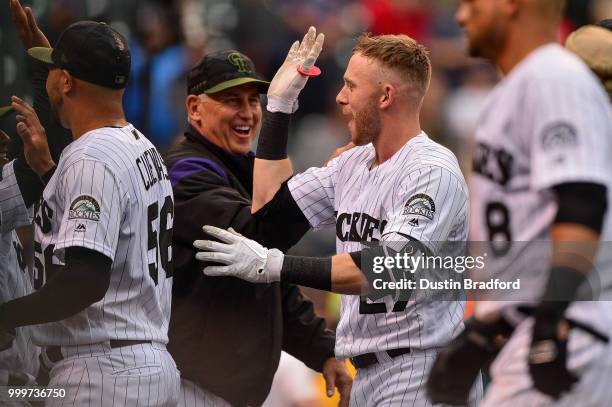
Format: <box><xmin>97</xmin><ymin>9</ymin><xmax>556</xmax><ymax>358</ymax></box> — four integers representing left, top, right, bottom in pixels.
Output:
<box><xmin>541</xmin><ymin>122</ymin><xmax>577</xmax><ymax>149</ymax></box>
<box><xmin>402</xmin><ymin>194</ymin><xmax>435</xmax><ymax>220</ymax></box>
<box><xmin>68</xmin><ymin>195</ymin><xmax>100</xmax><ymax>222</ymax></box>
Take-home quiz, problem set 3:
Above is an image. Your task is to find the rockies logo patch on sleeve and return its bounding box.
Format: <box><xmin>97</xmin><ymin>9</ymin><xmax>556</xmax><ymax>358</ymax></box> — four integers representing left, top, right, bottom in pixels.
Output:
<box><xmin>68</xmin><ymin>195</ymin><xmax>101</xmax><ymax>221</ymax></box>
<box><xmin>540</xmin><ymin>122</ymin><xmax>578</xmax><ymax>149</ymax></box>
<box><xmin>402</xmin><ymin>193</ymin><xmax>435</xmax><ymax>220</ymax></box>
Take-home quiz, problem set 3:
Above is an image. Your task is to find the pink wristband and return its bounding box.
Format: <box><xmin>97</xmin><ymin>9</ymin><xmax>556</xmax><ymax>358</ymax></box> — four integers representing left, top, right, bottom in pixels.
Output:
<box><xmin>297</xmin><ymin>65</ymin><xmax>322</xmax><ymax>77</ymax></box>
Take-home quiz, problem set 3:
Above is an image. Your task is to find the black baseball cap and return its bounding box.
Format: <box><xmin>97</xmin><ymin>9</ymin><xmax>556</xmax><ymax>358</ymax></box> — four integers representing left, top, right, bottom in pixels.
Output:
<box><xmin>187</xmin><ymin>50</ymin><xmax>269</xmax><ymax>95</ymax></box>
<box><xmin>598</xmin><ymin>19</ymin><xmax>612</xmax><ymax>31</ymax></box>
<box><xmin>28</xmin><ymin>21</ymin><xmax>131</xmax><ymax>89</ymax></box>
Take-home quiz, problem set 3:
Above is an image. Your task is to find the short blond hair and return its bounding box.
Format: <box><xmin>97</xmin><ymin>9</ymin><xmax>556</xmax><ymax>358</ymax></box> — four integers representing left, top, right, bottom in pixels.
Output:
<box><xmin>353</xmin><ymin>33</ymin><xmax>432</xmax><ymax>97</ymax></box>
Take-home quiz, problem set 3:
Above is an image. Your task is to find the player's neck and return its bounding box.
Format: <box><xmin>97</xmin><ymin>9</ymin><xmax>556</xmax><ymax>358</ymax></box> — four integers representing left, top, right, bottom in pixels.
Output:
<box><xmin>373</xmin><ymin>115</ymin><xmax>421</xmax><ymax>164</ymax></box>
<box><xmin>496</xmin><ymin>25</ymin><xmax>559</xmax><ymax>75</ymax></box>
<box><xmin>68</xmin><ymin>100</ymin><xmax>128</xmax><ymax>139</ymax></box>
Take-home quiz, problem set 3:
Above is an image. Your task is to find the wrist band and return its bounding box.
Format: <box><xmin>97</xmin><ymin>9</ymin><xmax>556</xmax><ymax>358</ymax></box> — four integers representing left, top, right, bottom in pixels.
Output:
<box><xmin>256</xmin><ymin>111</ymin><xmax>291</xmax><ymax>160</ymax></box>
<box><xmin>297</xmin><ymin>65</ymin><xmax>322</xmax><ymax>77</ymax></box>
<box><xmin>281</xmin><ymin>255</ymin><xmax>332</xmax><ymax>291</ymax></box>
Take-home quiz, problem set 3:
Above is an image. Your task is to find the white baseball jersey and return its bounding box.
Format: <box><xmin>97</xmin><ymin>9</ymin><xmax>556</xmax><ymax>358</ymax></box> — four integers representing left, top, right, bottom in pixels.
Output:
<box><xmin>289</xmin><ymin>132</ymin><xmax>469</xmax><ymax>358</ymax></box>
<box><xmin>470</xmin><ymin>44</ymin><xmax>612</xmax><ymax>327</ymax></box>
<box><xmin>31</xmin><ymin>124</ymin><xmax>174</xmax><ymax>346</ymax></box>
<box><xmin>0</xmin><ymin>161</ymin><xmax>39</xmax><ymax>382</ymax></box>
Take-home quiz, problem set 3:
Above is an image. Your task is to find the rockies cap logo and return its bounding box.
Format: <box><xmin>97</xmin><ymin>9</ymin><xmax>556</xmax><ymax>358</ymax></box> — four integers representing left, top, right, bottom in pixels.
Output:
<box><xmin>228</xmin><ymin>52</ymin><xmax>253</xmax><ymax>74</ymax></box>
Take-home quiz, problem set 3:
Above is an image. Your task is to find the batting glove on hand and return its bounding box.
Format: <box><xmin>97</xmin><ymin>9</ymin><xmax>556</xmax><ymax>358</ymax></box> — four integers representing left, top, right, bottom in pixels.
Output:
<box><xmin>194</xmin><ymin>225</ymin><xmax>284</xmax><ymax>284</ymax></box>
<box><xmin>528</xmin><ymin>305</ymin><xmax>577</xmax><ymax>399</ymax></box>
<box><xmin>267</xmin><ymin>26</ymin><xmax>324</xmax><ymax>113</ymax></box>
<box><xmin>427</xmin><ymin>318</ymin><xmax>513</xmax><ymax>406</ymax></box>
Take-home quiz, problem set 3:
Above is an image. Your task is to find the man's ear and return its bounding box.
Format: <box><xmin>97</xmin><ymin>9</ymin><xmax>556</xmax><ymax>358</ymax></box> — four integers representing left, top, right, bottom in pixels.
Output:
<box><xmin>380</xmin><ymin>84</ymin><xmax>395</xmax><ymax>110</ymax></box>
<box><xmin>186</xmin><ymin>95</ymin><xmax>202</xmax><ymax>123</ymax></box>
<box><xmin>504</xmin><ymin>0</ymin><xmax>521</xmax><ymax>18</ymax></box>
<box><xmin>61</xmin><ymin>70</ymin><xmax>73</xmax><ymax>95</ymax></box>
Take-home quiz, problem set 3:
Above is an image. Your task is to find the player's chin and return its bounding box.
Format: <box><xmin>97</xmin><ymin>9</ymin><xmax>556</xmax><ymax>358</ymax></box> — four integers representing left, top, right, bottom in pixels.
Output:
<box><xmin>351</xmin><ymin>133</ymin><xmax>370</xmax><ymax>147</ymax></box>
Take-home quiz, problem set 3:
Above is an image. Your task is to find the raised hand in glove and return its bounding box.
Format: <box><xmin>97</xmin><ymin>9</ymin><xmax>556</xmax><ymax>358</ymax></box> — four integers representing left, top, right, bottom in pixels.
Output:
<box><xmin>528</xmin><ymin>304</ymin><xmax>577</xmax><ymax>399</ymax></box>
<box><xmin>427</xmin><ymin>318</ymin><xmax>513</xmax><ymax>406</ymax></box>
<box><xmin>194</xmin><ymin>225</ymin><xmax>284</xmax><ymax>284</ymax></box>
<box><xmin>267</xmin><ymin>26</ymin><xmax>325</xmax><ymax>113</ymax></box>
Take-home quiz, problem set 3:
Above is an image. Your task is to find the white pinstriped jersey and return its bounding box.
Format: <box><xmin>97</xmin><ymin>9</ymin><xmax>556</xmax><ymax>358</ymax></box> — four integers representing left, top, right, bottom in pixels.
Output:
<box><xmin>470</xmin><ymin>44</ymin><xmax>612</xmax><ymax>326</ymax></box>
<box><xmin>288</xmin><ymin>133</ymin><xmax>468</xmax><ymax>358</ymax></box>
<box><xmin>31</xmin><ymin>124</ymin><xmax>174</xmax><ymax>346</ymax></box>
<box><xmin>0</xmin><ymin>161</ymin><xmax>32</xmax><ymax>234</ymax></box>
<box><xmin>0</xmin><ymin>161</ymin><xmax>39</xmax><ymax>381</ymax></box>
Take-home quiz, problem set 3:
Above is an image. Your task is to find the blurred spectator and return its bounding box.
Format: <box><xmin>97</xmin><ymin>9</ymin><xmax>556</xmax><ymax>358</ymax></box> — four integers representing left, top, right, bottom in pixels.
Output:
<box><xmin>361</xmin><ymin>0</ymin><xmax>433</xmax><ymax>40</ymax></box>
<box><xmin>123</xmin><ymin>1</ymin><xmax>190</xmax><ymax>152</ymax></box>
<box><xmin>263</xmin><ymin>352</ymin><xmax>322</xmax><ymax>407</ymax></box>
<box><xmin>444</xmin><ymin>64</ymin><xmax>498</xmax><ymax>172</ymax></box>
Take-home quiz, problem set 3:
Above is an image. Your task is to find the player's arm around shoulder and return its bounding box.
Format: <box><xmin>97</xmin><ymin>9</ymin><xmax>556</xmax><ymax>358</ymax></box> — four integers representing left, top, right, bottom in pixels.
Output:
<box><xmin>281</xmin><ymin>144</ymin><xmax>366</xmax><ymax>232</ymax></box>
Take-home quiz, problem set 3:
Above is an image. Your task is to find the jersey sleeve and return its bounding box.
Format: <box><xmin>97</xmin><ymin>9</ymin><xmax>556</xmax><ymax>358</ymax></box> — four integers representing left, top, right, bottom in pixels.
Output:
<box><xmin>53</xmin><ymin>159</ymin><xmax>126</xmax><ymax>261</ymax></box>
<box><xmin>528</xmin><ymin>72</ymin><xmax>612</xmax><ymax>190</ymax></box>
<box><xmin>0</xmin><ymin>161</ymin><xmax>32</xmax><ymax>233</ymax></box>
<box><xmin>287</xmin><ymin>155</ymin><xmax>341</xmax><ymax>230</ymax></box>
<box><xmin>382</xmin><ymin>165</ymin><xmax>468</xmax><ymax>254</ymax></box>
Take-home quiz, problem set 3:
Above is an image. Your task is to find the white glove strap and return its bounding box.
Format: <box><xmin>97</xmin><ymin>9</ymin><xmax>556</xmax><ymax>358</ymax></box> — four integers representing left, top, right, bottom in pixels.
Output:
<box><xmin>267</xmin><ymin>96</ymin><xmax>299</xmax><ymax>114</ymax></box>
<box><xmin>262</xmin><ymin>248</ymin><xmax>284</xmax><ymax>283</ymax></box>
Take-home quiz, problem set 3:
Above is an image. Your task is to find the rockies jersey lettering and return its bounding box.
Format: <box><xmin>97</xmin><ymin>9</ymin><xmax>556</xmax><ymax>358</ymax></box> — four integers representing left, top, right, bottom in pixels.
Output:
<box><xmin>470</xmin><ymin>44</ymin><xmax>612</xmax><ymax>326</ymax></box>
<box><xmin>136</xmin><ymin>146</ymin><xmax>170</xmax><ymax>191</ymax></box>
<box><xmin>335</xmin><ymin>212</ymin><xmax>387</xmax><ymax>242</ymax></box>
<box><xmin>31</xmin><ymin>124</ymin><xmax>174</xmax><ymax>346</ymax></box>
<box><xmin>472</xmin><ymin>142</ymin><xmax>514</xmax><ymax>187</ymax></box>
<box><xmin>289</xmin><ymin>133</ymin><xmax>468</xmax><ymax>357</ymax></box>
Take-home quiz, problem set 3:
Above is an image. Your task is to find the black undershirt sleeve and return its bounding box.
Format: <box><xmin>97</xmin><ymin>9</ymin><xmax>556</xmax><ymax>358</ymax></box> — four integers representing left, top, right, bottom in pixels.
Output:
<box><xmin>0</xmin><ymin>247</ymin><xmax>111</xmax><ymax>330</ymax></box>
<box><xmin>253</xmin><ymin>180</ymin><xmax>310</xmax><ymax>226</ymax></box>
<box><xmin>553</xmin><ymin>182</ymin><xmax>607</xmax><ymax>233</ymax></box>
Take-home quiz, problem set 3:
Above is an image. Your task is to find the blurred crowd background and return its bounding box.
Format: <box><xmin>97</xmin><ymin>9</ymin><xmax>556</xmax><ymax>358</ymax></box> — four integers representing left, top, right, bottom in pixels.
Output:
<box><xmin>1</xmin><ymin>1</ymin><xmax>610</xmax><ymax>405</ymax></box>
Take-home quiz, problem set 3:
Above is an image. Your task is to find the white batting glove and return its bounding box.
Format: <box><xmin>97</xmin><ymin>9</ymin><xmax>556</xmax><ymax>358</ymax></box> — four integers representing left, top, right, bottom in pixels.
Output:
<box><xmin>267</xmin><ymin>26</ymin><xmax>325</xmax><ymax>114</ymax></box>
<box><xmin>194</xmin><ymin>226</ymin><xmax>284</xmax><ymax>284</ymax></box>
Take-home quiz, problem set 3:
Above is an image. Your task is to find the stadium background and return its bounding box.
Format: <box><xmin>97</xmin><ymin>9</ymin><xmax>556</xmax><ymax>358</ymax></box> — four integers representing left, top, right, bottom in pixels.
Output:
<box><xmin>1</xmin><ymin>0</ymin><xmax>610</xmax><ymax>405</ymax></box>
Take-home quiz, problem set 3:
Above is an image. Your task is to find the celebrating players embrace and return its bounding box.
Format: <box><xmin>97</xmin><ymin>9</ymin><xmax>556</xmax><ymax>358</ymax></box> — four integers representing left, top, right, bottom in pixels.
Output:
<box><xmin>2</xmin><ymin>0</ymin><xmax>612</xmax><ymax>406</ymax></box>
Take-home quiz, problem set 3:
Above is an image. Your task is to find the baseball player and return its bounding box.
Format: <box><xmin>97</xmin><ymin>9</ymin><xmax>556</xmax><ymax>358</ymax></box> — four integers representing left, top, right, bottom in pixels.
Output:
<box><xmin>0</xmin><ymin>18</ymin><xmax>180</xmax><ymax>405</ymax></box>
<box><xmin>0</xmin><ymin>115</ymin><xmax>40</xmax><ymax>392</ymax></box>
<box><xmin>195</xmin><ymin>31</ymin><xmax>483</xmax><ymax>406</ymax></box>
<box><xmin>0</xmin><ymin>1</ymin><xmax>73</xmax><ymax>391</ymax></box>
<box><xmin>427</xmin><ymin>1</ymin><xmax>612</xmax><ymax>406</ymax></box>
